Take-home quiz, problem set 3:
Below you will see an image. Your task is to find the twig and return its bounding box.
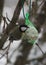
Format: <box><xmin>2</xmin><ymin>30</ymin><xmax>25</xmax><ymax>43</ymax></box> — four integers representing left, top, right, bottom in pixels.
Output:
<box><xmin>38</xmin><ymin>0</ymin><xmax>45</xmax><ymax>10</ymax></box>
<box><xmin>6</xmin><ymin>13</ymin><xmax>11</xmax><ymax>22</ymax></box>
<box><xmin>0</xmin><ymin>41</ymin><xmax>11</xmax><ymax>59</ymax></box>
<box><xmin>36</xmin><ymin>43</ymin><xmax>44</xmax><ymax>55</ymax></box>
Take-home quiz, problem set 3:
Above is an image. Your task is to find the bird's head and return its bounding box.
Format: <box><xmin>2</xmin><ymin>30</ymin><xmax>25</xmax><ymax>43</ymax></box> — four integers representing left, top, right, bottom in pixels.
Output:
<box><xmin>16</xmin><ymin>22</ymin><xmax>29</xmax><ymax>33</ymax></box>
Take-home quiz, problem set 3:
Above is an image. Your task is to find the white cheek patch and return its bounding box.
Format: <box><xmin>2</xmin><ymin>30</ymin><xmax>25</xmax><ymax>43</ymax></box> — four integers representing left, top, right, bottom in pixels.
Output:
<box><xmin>21</xmin><ymin>27</ymin><xmax>27</xmax><ymax>31</ymax></box>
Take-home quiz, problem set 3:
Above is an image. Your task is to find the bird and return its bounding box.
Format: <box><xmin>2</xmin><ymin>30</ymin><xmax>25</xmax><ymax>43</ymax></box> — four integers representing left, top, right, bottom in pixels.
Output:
<box><xmin>9</xmin><ymin>13</ymin><xmax>44</xmax><ymax>54</ymax></box>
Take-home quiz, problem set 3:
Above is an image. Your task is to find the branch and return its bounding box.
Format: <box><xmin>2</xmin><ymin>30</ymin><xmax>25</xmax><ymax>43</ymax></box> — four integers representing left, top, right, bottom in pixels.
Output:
<box><xmin>0</xmin><ymin>0</ymin><xmax>4</xmax><ymax>23</ymax></box>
